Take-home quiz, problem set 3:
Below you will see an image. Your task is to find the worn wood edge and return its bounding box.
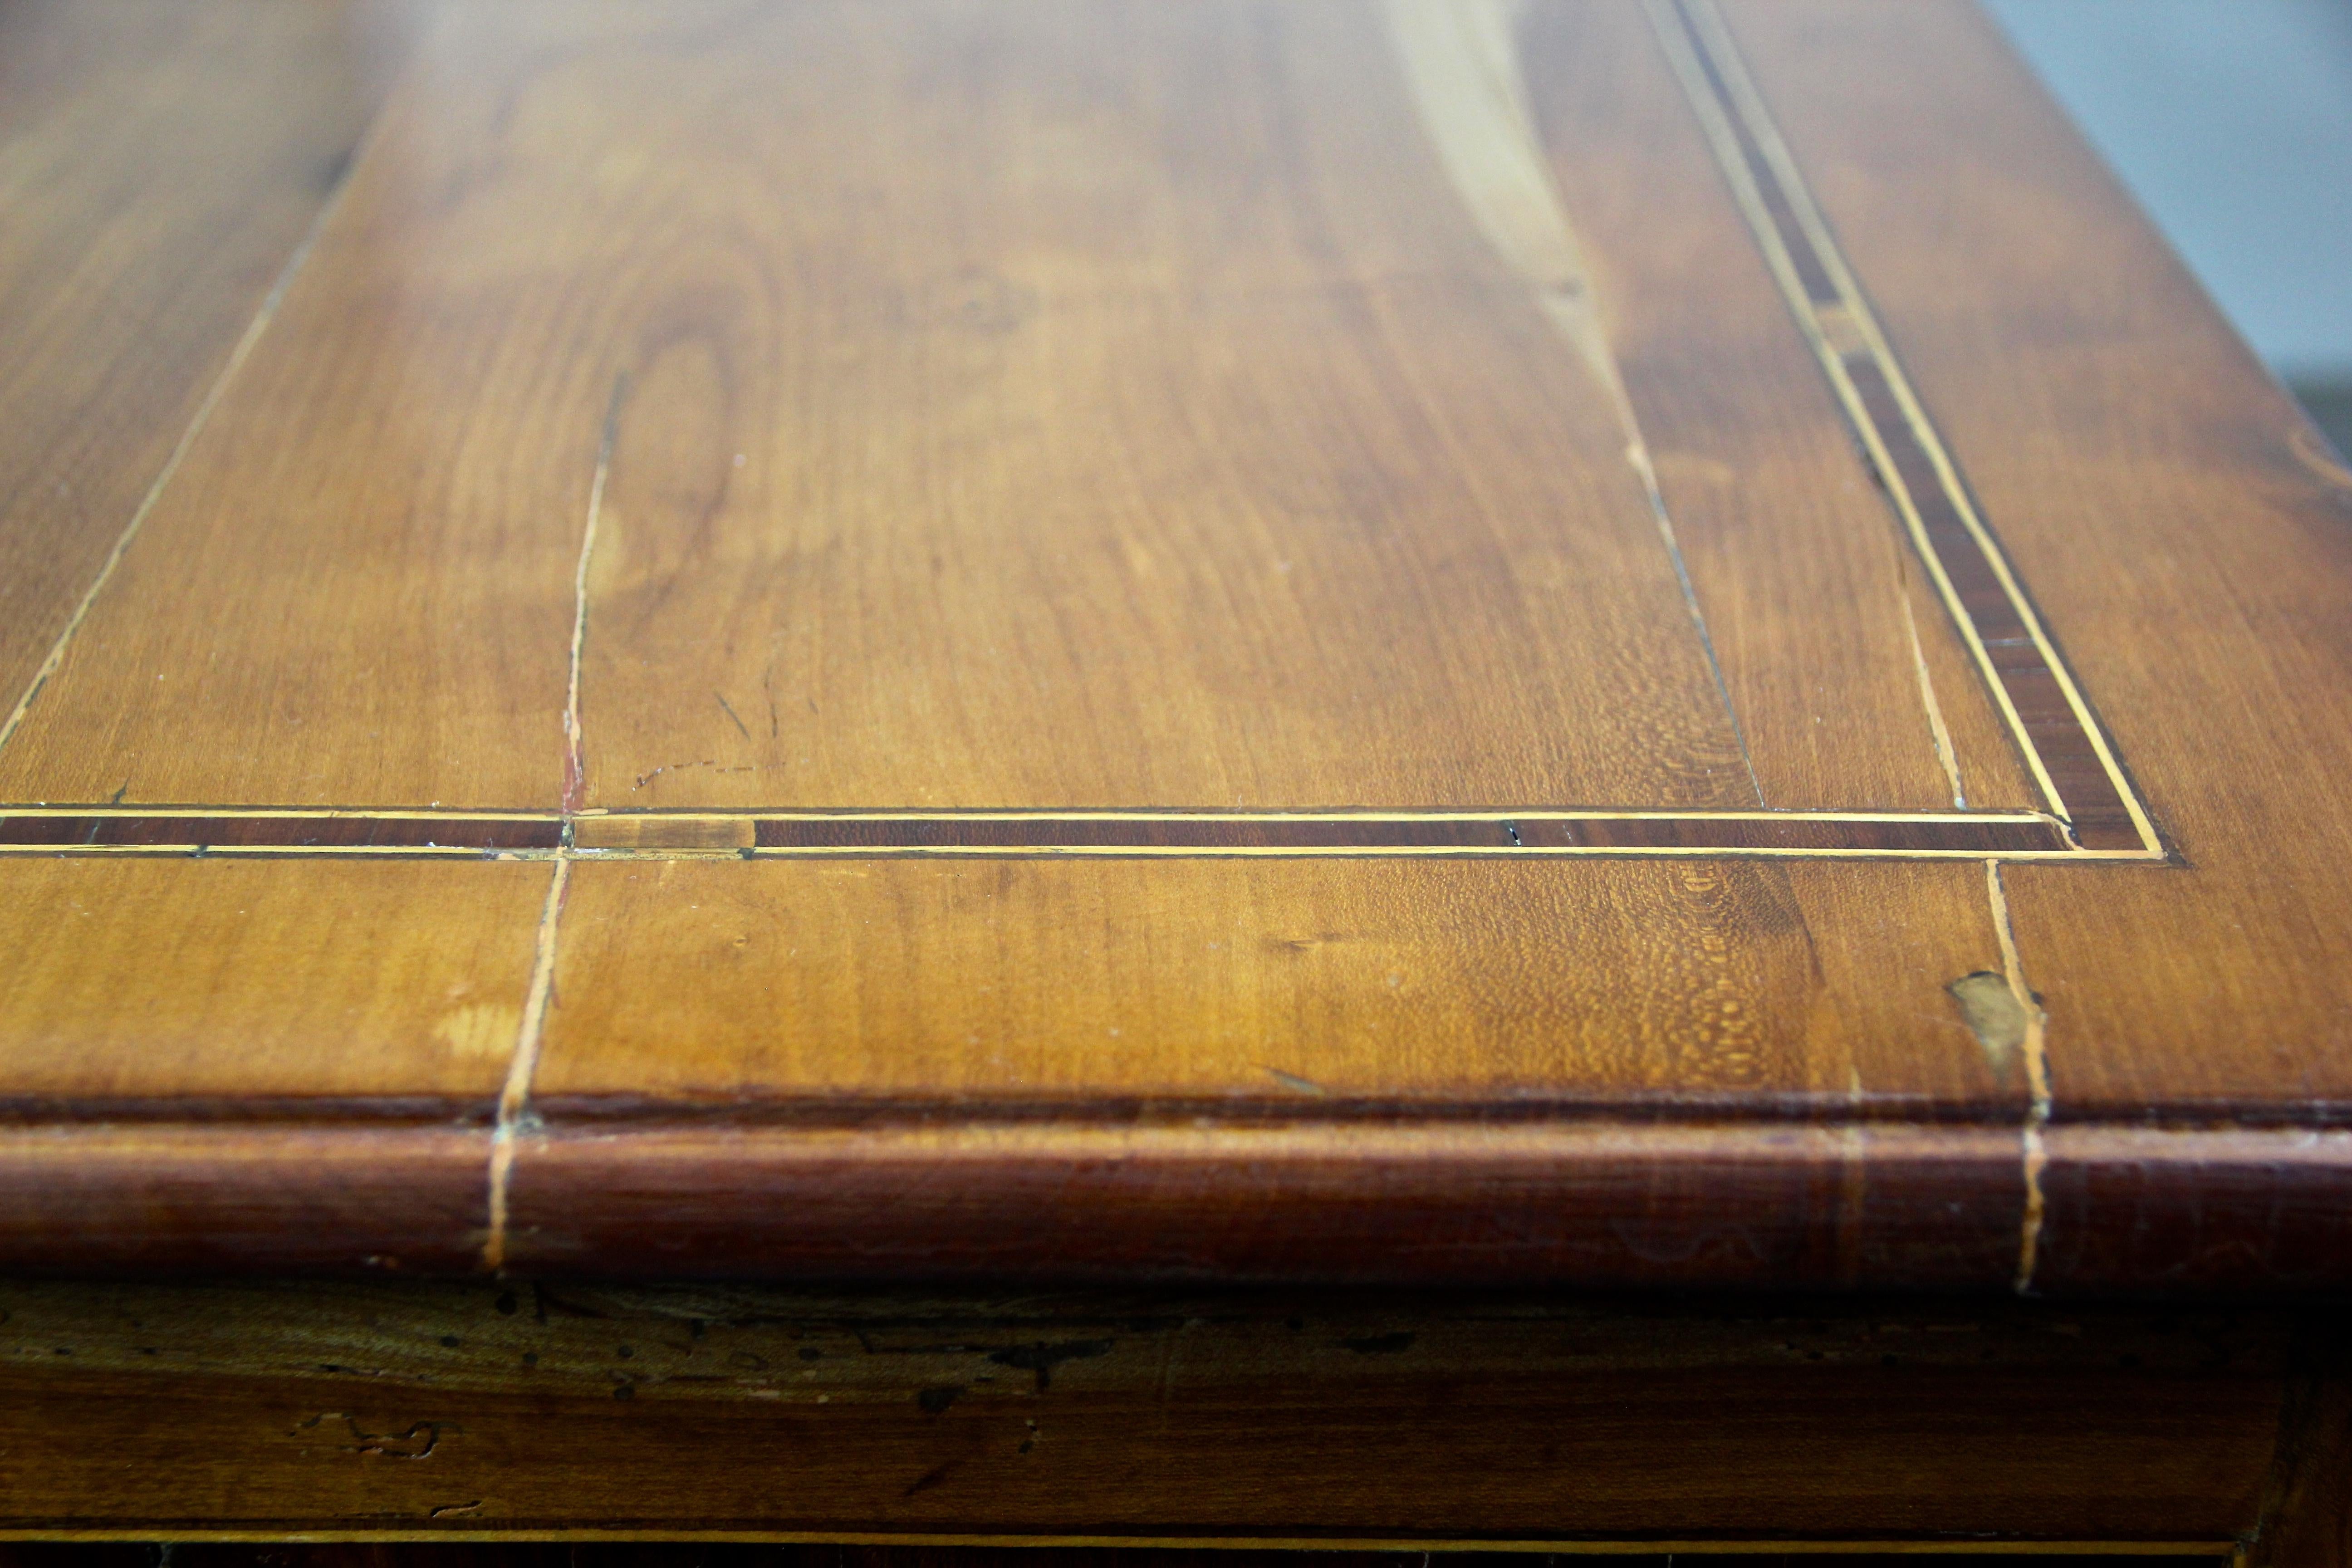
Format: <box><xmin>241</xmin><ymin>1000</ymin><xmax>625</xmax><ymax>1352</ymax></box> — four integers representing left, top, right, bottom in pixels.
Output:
<box><xmin>499</xmin><ymin>1118</ymin><xmax>2027</xmax><ymax>1287</ymax></box>
<box><xmin>0</xmin><ymin>1122</ymin><xmax>488</xmax><ymax>1274</ymax></box>
<box><xmin>2</xmin><ymin>1119</ymin><xmax>2348</xmax><ymax>1292</ymax></box>
<box><xmin>0</xmin><ymin>1271</ymin><xmax>2294</xmax><ymax>1542</ymax></box>
<box><xmin>2035</xmin><ymin>1127</ymin><xmax>2352</xmax><ymax>1296</ymax></box>
<box><xmin>2246</xmin><ymin>1317</ymin><xmax>2352</xmax><ymax>1567</ymax></box>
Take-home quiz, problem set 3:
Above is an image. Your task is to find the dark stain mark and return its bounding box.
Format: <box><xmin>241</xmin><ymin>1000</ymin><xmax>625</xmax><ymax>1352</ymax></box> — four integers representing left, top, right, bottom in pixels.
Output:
<box><xmin>1340</xmin><ymin>1331</ymin><xmax>1416</xmax><ymax>1355</ymax></box>
<box><xmin>903</xmin><ymin>1460</ymin><xmax>960</xmax><ymax>1497</ymax></box>
<box><xmin>530</xmin><ymin>1284</ymin><xmax>609</xmax><ymax>1322</ymax></box>
<box><xmin>494</xmin><ymin>1292</ymin><xmax>518</xmax><ymax>1317</ymax></box>
<box><xmin>917</xmin><ymin>1385</ymin><xmax>965</xmax><ymax>1415</ymax></box>
<box><xmin>987</xmin><ymin>1338</ymin><xmax>1114</xmax><ymax>1392</ymax></box>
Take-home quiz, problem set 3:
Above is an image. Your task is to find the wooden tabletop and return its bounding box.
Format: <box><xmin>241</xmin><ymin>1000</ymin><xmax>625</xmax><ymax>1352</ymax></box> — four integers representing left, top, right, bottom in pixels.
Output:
<box><xmin>2</xmin><ymin>0</ymin><xmax>2347</xmax><ymax>1294</ymax></box>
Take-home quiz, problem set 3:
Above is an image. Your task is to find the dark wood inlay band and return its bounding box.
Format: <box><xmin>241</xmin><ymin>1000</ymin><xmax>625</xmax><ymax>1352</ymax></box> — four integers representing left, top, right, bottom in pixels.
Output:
<box><xmin>0</xmin><ymin>814</ymin><xmax>560</xmax><ymax>853</ymax></box>
<box><xmin>0</xmin><ymin>5</ymin><xmax>2163</xmax><ymax>869</ymax></box>
<box><xmin>1838</xmin><ymin>358</ymin><xmax>2142</xmax><ymax>849</ymax></box>
<box><xmin>747</xmin><ymin>815</ymin><xmax>2072</xmax><ymax>854</ymax></box>
<box><xmin>0</xmin><ymin>810</ymin><xmax>2082</xmax><ymax>857</ymax></box>
<box><xmin>1656</xmin><ymin>0</ymin><xmax>2158</xmax><ymax>857</ymax></box>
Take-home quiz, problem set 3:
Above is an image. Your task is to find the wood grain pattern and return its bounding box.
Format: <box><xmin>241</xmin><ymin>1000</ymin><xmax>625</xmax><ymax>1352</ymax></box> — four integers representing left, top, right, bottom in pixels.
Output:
<box><xmin>0</xmin><ymin>858</ymin><xmax>544</xmax><ymax>1107</ymax></box>
<box><xmin>0</xmin><ymin>1278</ymin><xmax>2293</xmax><ymax>1544</ymax></box>
<box><xmin>0</xmin><ymin>0</ymin><xmax>415</xmax><ymax>721</ymax></box>
<box><xmin>0</xmin><ymin>0</ymin><xmax>2342</xmax><ymax>1291</ymax></box>
<box><xmin>568</xmin><ymin>0</ymin><xmax>1761</xmax><ymax>813</ymax></box>
<box><xmin>530</xmin><ymin>857</ymin><xmax>2011</xmax><ymax>1112</ymax></box>
<box><xmin>1723</xmin><ymin>1</ymin><xmax>2352</xmax><ymax>1120</ymax></box>
<box><xmin>0</xmin><ymin>5</ymin><xmax>600</xmax><ymax>809</ymax></box>
<box><xmin>1518</xmin><ymin>0</ymin><xmax>2032</xmax><ymax>813</ymax></box>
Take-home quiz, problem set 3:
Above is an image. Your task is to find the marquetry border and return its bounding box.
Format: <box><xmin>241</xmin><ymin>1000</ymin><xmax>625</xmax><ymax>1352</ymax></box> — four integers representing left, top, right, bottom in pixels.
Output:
<box><xmin>0</xmin><ymin>0</ymin><xmax>2163</xmax><ymax>865</ymax></box>
<box><xmin>1647</xmin><ymin>0</ymin><xmax>2156</xmax><ymax>857</ymax></box>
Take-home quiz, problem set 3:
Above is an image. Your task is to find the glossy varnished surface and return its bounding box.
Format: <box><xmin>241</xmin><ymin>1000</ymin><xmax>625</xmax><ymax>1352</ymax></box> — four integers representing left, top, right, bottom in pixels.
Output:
<box><xmin>0</xmin><ymin>0</ymin><xmax>2346</xmax><ymax>1289</ymax></box>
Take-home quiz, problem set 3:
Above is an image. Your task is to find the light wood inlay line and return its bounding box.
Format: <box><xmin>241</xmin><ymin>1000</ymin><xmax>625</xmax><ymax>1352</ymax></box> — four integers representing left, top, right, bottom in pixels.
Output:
<box><xmin>0</xmin><ymin>5</ymin><xmax>2171</xmax><ymax>868</ymax></box>
<box><xmin>0</xmin><ymin>806</ymin><xmax>2163</xmax><ymax>859</ymax></box>
<box><xmin>1649</xmin><ymin>0</ymin><xmax>2162</xmax><ymax>857</ymax></box>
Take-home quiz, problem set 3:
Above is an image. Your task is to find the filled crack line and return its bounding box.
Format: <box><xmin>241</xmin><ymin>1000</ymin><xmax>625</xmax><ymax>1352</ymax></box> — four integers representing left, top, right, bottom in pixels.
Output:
<box><xmin>1652</xmin><ymin>0</ymin><xmax>2159</xmax><ymax>854</ymax></box>
<box><xmin>483</xmin><ymin>854</ymin><xmax>568</xmax><ymax>1274</ymax></box>
<box><xmin>1986</xmin><ymin>858</ymin><xmax>2051</xmax><ymax>1294</ymax></box>
<box><xmin>1383</xmin><ymin>0</ymin><xmax>1764</xmax><ymax>807</ymax></box>
<box><xmin>562</xmin><ymin>374</ymin><xmax>627</xmax><ymax>814</ymax></box>
<box><xmin>1899</xmin><ymin>579</ymin><xmax>1968</xmax><ymax>809</ymax></box>
<box><xmin>483</xmin><ymin>376</ymin><xmax>625</xmax><ymax>1272</ymax></box>
<box><xmin>0</xmin><ymin>152</ymin><xmax>360</xmax><ymax>762</ymax></box>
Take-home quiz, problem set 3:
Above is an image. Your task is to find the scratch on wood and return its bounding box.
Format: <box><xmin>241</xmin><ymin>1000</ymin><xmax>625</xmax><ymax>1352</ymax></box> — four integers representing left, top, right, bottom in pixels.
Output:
<box><xmin>1384</xmin><ymin>0</ymin><xmax>1762</xmax><ymax>805</ymax></box>
<box><xmin>1986</xmin><ymin>860</ymin><xmax>2050</xmax><ymax>1295</ymax></box>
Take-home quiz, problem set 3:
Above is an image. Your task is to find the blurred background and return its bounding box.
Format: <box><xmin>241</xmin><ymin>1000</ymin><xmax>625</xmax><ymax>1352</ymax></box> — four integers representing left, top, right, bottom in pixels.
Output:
<box><xmin>1987</xmin><ymin>0</ymin><xmax>2352</xmax><ymax>457</ymax></box>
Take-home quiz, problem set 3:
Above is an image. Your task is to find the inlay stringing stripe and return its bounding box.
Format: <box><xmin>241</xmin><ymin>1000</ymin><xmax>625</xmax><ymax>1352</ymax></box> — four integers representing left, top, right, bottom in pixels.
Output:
<box><xmin>1649</xmin><ymin>0</ymin><xmax>2161</xmax><ymax>857</ymax></box>
<box><xmin>0</xmin><ymin>8</ymin><xmax>2170</xmax><ymax>867</ymax></box>
<box><xmin>0</xmin><ymin>807</ymin><xmax>2158</xmax><ymax>859</ymax></box>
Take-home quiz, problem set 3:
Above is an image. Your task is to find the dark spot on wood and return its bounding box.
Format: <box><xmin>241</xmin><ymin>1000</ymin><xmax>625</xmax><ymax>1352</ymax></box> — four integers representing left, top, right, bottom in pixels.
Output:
<box><xmin>987</xmin><ymin>1338</ymin><xmax>1113</xmax><ymax>1391</ymax></box>
<box><xmin>903</xmin><ymin>1459</ymin><xmax>959</xmax><ymax>1497</ymax></box>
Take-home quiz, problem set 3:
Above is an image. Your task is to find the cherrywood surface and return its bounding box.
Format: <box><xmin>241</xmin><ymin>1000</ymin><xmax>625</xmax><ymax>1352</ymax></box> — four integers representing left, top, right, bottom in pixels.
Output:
<box><xmin>0</xmin><ymin>0</ymin><xmax>412</xmax><ymax>713</ymax></box>
<box><xmin>0</xmin><ymin>0</ymin><xmax>2347</xmax><ymax>1291</ymax></box>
